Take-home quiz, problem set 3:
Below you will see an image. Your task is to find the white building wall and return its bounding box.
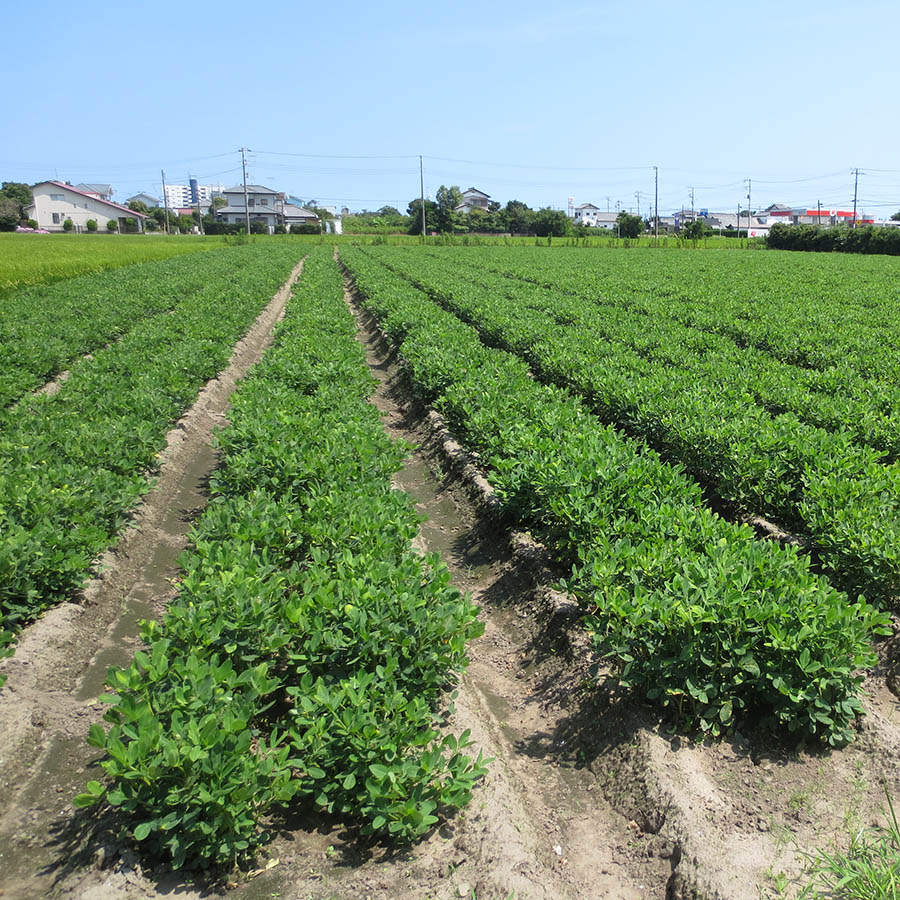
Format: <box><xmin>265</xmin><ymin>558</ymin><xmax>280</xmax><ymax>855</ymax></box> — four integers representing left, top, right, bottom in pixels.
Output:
<box><xmin>29</xmin><ymin>185</ymin><xmax>144</xmax><ymax>232</ymax></box>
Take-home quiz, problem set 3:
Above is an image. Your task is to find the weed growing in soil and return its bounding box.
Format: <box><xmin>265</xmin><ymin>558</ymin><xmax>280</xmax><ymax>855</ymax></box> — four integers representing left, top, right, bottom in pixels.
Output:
<box><xmin>798</xmin><ymin>785</ymin><xmax>900</xmax><ymax>899</ymax></box>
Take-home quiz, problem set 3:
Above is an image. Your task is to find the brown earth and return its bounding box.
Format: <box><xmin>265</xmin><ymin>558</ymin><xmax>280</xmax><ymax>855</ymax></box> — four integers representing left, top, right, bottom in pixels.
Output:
<box><xmin>1</xmin><ymin>260</ymin><xmax>899</xmax><ymax>900</ymax></box>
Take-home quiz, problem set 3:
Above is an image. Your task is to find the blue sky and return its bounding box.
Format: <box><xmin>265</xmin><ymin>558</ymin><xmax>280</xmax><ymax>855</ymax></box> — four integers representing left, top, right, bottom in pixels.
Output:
<box><xmin>5</xmin><ymin>0</ymin><xmax>899</xmax><ymax>216</ymax></box>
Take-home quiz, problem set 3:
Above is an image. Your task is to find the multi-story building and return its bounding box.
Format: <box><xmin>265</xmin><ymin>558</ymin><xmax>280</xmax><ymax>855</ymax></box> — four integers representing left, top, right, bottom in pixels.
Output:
<box><xmin>163</xmin><ymin>180</ymin><xmax>224</xmax><ymax>210</ymax></box>
<box><xmin>25</xmin><ymin>181</ymin><xmax>149</xmax><ymax>232</ymax></box>
<box><xmin>214</xmin><ymin>184</ymin><xmax>320</xmax><ymax>233</ymax></box>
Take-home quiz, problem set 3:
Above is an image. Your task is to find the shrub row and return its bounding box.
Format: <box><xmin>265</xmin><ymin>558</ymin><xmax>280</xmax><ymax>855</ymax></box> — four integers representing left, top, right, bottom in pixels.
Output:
<box><xmin>340</xmin><ymin>245</ymin><xmax>888</xmax><ymax>747</ymax></box>
<box><xmin>767</xmin><ymin>222</ymin><xmax>900</xmax><ymax>255</ymax></box>
<box><xmin>77</xmin><ymin>248</ymin><xmax>485</xmax><ymax>869</ymax></box>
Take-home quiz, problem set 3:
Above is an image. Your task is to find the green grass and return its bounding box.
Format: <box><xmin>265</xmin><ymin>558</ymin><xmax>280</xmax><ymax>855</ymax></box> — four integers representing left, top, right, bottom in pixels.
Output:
<box><xmin>0</xmin><ymin>233</ymin><xmax>224</xmax><ymax>293</ymax></box>
<box><xmin>798</xmin><ymin>787</ymin><xmax>900</xmax><ymax>899</ymax></box>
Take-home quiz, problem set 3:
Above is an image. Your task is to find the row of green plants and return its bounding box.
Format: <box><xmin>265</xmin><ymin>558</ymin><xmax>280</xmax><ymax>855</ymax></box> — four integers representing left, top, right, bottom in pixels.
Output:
<box><xmin>0</xmin><ymin>245</ymin><xmax>302</xmax><ymax>674</ymax></box>
<box><xmin>340</xmin><ymin>246</ymin><xmax>888</xmax><ymax>747</ymax></box>
<box><xmin>0</xmin><ymin>251</ymin><xmax>237</xmax><ymax>406</ymax></box>
<box><xmin>370</xmin><ymin>246</ymin><xmax>900</xmax><ymax>602</ymax></box>
<box><xmin>410</xmin><ymin>247</ymin><xmax>900</xmax><ymax>458</ymax></box>
<box><xmin>77</xmin><ymin>248</ymin><xmax>485</xmax><ymax>869</ymax></box>
<box><xmin>454</xmin><ymin>244</ymin><xmax>900</xmax><ymax>382</ymax></box>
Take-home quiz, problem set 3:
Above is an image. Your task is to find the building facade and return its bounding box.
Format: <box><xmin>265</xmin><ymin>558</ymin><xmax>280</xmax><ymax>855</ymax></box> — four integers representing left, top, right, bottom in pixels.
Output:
<box><xmin>26</xmin><ymin>182</ymin><xmax>149</xmax><ymax>232</ymax></box>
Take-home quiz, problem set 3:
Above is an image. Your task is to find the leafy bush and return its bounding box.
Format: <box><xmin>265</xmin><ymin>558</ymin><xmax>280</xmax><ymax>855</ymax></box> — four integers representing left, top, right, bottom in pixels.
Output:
<box><xmin>85</xmin><ymin>219</ymin><xmax>98</xmax><ymax>232</ymax></box>
<box><xmin>63</xmin><ymin>218</ymin><xmax>74</xmax><ymax>232</ymax></box>
<box><xmin>106</xmin><ymin>218</ymin><xmax>117</xmax><ymax>232</ymax></box>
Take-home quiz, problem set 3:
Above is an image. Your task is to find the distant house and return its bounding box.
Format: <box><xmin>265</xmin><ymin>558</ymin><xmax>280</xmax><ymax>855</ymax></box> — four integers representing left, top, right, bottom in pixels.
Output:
<box><xmin>455</xmin><ymin>187</ymin><xmax>491</xmax><ymax>214</ymax></box>
<box><xmin>215</xmin><ymin>184</ymin><xmax>282</xmax><ymax>231</ymax></box>
<box><xmin>215</xmin><ymin>185</ymin><xmax>322</xmax><ymax>233</ymax></box>
<box><xmin>74</xmin><ymin>183</ymin><xmax>114</xmax><ymax>201</ymax></box>
<box><xmin>282</xmin><ymin>202</ymin><xmax>320</xmax><ymax>231</ymax></box>
<box><xmin>25</xmin><ymin>181</ymin><xmax>149</xmax><ymax>232</ymax></box>
<box><xmin>126</xmin><ymin>192</ymin><xmax>160</xmax><ymax>208</ymax></box>
<box><xmin>571</xmin><ymin>204</ymin><xmax>619</xmax><ymax>230</ymax></box>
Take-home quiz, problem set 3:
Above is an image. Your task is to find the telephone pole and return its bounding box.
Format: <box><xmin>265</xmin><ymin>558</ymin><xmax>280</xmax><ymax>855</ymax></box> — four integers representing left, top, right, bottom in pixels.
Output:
<box><xmin>160</xmin><ymin>169</ymin><xmax>170</xmax><ymax>235</ymax></box>
<box><xmin>419</xmin><ymin>155</ymin><xmax>426</xmax><ymax>239</ymax></box>
<box><xmin>852</xmin><ymin>167</ymin><xmax>861</xmax><ymax>227</ymax></box>
<box><xmin>690</xmin><ymin>187</ymin><xmax>695</xmax><ymax>220</ymax></box>
<box><xmin>635</xmin><ymin>190</ymin><xmax>643</xmax><ymax>217</ymax></box>
<box><xmin>653</xmin><ymin>167</ymin><xmax>659</xmax><ymax>239</ymax></box>
<box><xmin>744</xmin><ymin>178</ymin><xmax>752</xmax><ymax>240</ymax></box>
<box><xmin>240</xmin><ymin>148</ymin><xmax>251</xmax><ymax>235</ymax></box>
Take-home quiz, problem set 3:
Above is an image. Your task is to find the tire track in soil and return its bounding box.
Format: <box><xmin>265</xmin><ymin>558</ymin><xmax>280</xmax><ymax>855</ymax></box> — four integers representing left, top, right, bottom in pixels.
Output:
<box><xmin>0</xmin><ymin>257</ymin><xmax>305</xmax><ymax>900</ymax></box>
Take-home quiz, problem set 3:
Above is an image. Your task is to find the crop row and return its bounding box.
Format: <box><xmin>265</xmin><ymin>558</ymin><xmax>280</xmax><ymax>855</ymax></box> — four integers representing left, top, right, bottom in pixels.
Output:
<box><xmin>414</xmin><ymin>248</ymin><xmax>900</xmax><ymax>459</ymax></box>
<box><xmin>0</xmin><ymin>244</ymin><xmax>302</xmax><ymax>670</ymax></box>
<box><xmin>452</xmin><ymin>245</ymin><xmax>900</xmax><ymax>381</ymax></box>
<box><xmin>340</xmin><ymin>245</ymin><xmax>888</xmax><ymax>747</ymax></box>
<box><xmin>367</xmin><ymin>247</ymin><xmax>900</xmax><ymax>602</ymax></box>
<box><xmin>77</xmin><ymin>248</ymin><xmax>485</xmax><ymax>868</ymax></box>
<box><xmin>0</xmin><ymin>250</ymin><xmax>242</xmax><ymax>407</ymax></box>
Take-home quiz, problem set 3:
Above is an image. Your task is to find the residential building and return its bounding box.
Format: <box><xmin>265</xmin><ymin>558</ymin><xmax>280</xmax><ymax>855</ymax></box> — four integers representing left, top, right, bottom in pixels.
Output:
<box><xmin>215</xmin><ymin>184</ymin><xmax>320</xmax><ymax>233</ymax></box>
<box><xmin>163</xmin><ymin>181</ymin><xmax>224</xmax><ymax>209</ymax></box>
<box><xmin>25</xmin><ymin>181</ymin><xmax>149</xmax><ymax>232</ymax></box>
<box><xmin>455</xmin><ymin>188</ymin><xmax>491</xmax><ymax>214</ymax></box>
<box><xmin>74</xmin><ymin>183</ymin><xmax>114</xmax><ymax>201</ymax></box>
<box><xmin>126</xmin><ymin>192</ymin><xmax>160</xmax><ymax>208</ymax></box>
<box><xmin>571</xmin><ymin>203</ymin><xmax>620</xmax><ymax>229</ymax></box>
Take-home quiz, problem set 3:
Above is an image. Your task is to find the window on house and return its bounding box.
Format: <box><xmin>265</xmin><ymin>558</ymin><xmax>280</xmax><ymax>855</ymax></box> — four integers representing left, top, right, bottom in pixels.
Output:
<box><xmin>260</xmin><ymin>199</ymin><xmax>268</xmax><ymax>206</ymax></box>
<box><xmin>52</xmin><ymin>213</ymin><xmax>61</xmax><ymax>224</ymax></box>
<box><xmin>249</xmin><ymin>199</ymin><xmax>255</xmax><ymax>207</ymax></box>
<box><xmin>50</xmin><ymin>193</ymin><xmax>65</xmax><ymax>201</ymax></box>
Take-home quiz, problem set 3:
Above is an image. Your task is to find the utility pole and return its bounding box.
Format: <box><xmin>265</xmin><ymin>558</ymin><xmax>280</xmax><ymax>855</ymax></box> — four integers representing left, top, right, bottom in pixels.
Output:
<box><xmin>690</xmin><ymin>187</ymin><xmax>695</xmax><ymax>220</ymax></box>
<box><xmin>851</xmin><ymin>167</ymin><xmax>861</xmax><ymax>227</ymax></box>
<box><xmin>606</xmin><ymin>196</ymin><xmax>611</xmax><ymax>213</ymax></box>
<box><xmin>419</xmin><ymin>155</ymin><xmax>426</xmax><ymax>239</ymax></box>
<box><xmin>654</xmin><ymin>167</ymin><xmax>659</xmax><ymax>240</ymax></box>
<box><xmin>635</xmin><ymin>190</ymin><xmax>642</xmax><ymax>218</ymax></box>
<box><xmin>161</xmin><ymin>169</ymin><xmax>170</xmax><ymax>235</ymax></box>
<box><xmin>744</xmin><ymin>178</ymin><xmax>752</xmax><ymax>241</ymax></box>
<box><xmin>240</xmin><ymin>148</ymin><xmax>251</xmax><ymax>235</ymax></box>
<box><xmin>817</xmin><ymin>200</ymin><xmax>822</xmax><ymax>227</ymax></box>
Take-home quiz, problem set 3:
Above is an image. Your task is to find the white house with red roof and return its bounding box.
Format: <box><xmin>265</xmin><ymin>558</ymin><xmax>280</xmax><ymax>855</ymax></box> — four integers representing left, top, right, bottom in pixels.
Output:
<box><xmin>25</xmin><ymin>181</ymin><xmax>150</xmax><ymax>233</ymax></box>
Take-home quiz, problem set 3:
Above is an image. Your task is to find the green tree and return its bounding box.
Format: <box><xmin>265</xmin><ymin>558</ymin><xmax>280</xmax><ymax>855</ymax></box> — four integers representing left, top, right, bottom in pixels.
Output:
<box><xmin>891</xmin><ymin>211</ymin><xmax>900</xmax><ymax>222</ymax></box>
<box><xmin>616</xmin><ymin>211</ymin><xmax>644</xmax><ymax>238</ymax></box>
<box><xmin>435</xmin><ymin>184</ymin><xmax>463</xmax><ymax>233</ymax></box>
<box><xmin>377</xmin><ymin>205</ymin><xmax>401</xmax><ymax>216</ymax></box>
<box><xmin>128</xmin><ymin>199</ymin><xmax>149</xmax><ymax>214</ymax></box>
<box><xmin>500</xmin><ymin>200</ymin><xmax>534</xmax><ymax>235</ymax></box>
<box><xmin>0</xmin><ymin>196</ymin><xmax>21</xmax><ymax>231</ymax></box>
<box><xmin>683</xmin><ymin>218</ymin><xmax>713</xmax><ymax>239</ymax></box>
<box><xmin>407</xmin><ymin>198</ymin><xmax>438</xmax><ymax>234</ymax></box>
<box><xmin>0</xmin><ymin>182</ymin><xmax>32</xmax><ymax>225</ymax></box>
<box><xmin>532</xmin><ymin>207</ymin><xmax>570</xmax><ymax>238</ymax></box>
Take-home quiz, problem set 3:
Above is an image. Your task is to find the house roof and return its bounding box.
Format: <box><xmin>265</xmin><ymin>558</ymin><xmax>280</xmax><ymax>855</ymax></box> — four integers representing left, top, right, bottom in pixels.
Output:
<box><xmin>462</xmin><ymin>187</ymin><xmax>490</xmax><ymax>198</ymax></box>
<box><xmin>283</xmin><ymin>204</ymin><xmax>319</xmax><ymax>218</ymax></box>
<box><xmin>75</xmin><ymin>183</ymin><xmax>113</xmax><ymax>196</ymax></box>
<box><xmin>575</xmin><ymin>203</ymin><xmax>601</xmax><ymax>211</ymax></box>
<box><xmin>216</xmin><ymin>206</ymin><xmax>279</xmax><ymax>216</ymax></box>
<box><xmin>223</xmin><ymin>184</ymin><xmax>279</xmax><ymax>195</ymax></box>
<box><xmin>126</xmin><ymin>192</ymin><xmax>160</xmax><ymax>204</ymax></box>
<box><xmin>35</xmin><ymin>181</ymin><xmax>148</xmax><ymax>217</ymax></box>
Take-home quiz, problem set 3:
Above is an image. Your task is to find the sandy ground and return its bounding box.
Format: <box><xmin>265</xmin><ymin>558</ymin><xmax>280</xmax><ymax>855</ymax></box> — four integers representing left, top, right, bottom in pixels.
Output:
<box><xmin>0</xmin><ymin>259</ymin><xmax>899</xmax><ymax>900</ymax></box>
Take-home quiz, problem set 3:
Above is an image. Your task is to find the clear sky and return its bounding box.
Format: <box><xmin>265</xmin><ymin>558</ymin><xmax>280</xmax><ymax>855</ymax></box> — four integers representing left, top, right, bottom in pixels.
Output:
<box><xmin>5</xmin><ymin>0</ymin><xmax>899</xmax><ymax>217</ymax></box>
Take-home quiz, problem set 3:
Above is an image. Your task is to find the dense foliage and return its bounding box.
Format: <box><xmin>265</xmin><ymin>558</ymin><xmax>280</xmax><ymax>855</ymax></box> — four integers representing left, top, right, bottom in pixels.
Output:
<box><xmin>0</xmin><ymin>245</ymin><xmax>302</xmax><ymax>672</ymax></box>
<box><xmin>341</xmin><ymin>246</ymin><xmax>887</xmax><ymax>746</ymax></box>
<box><xmin>767</xmin><ymin>222</ymin><xmax>900</xmax><ymax>255</ymax></box>
<box><xmin>77</xmin><ymin>249</ymin><xmax>485</xmax><ymax>868</ymax></box>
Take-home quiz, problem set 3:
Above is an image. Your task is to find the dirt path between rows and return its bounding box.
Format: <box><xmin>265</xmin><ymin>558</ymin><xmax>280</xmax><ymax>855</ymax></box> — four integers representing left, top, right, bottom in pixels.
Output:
<box><xmin>0</xmin><ymin>257</ymin><xmax>305</xmax><ymax>900</ymax></box>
